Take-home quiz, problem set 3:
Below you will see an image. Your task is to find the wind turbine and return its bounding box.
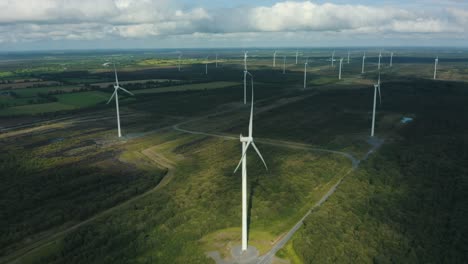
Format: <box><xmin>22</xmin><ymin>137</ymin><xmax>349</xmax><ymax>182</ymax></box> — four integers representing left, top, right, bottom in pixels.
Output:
<box><xmin>331</xmin><ymin>50</ymin><xmax>336</xmax><ymax>67</ymax></box>
<box><xmin>205</xmin><ymin>56</ymin><xmax>209</xmax><ymax>75</ymax></box>
<box><xmin>283</xmin><ymin>55</ymin><xmax>286</xmax><ymax>74</ymax></box>
<box><xmin>378</xmin><ymin>51</ymin><xmax>382</xmax><ymax>70</ymax></box>
<box><xmin>390</xmin><ymin>52</ymin><xmax>394</xmax><ymax>67</ymax></box>
<box><xmin>295</xmin><ymin>50</ymin><xmax>299</xmax><ymax>64</ymax></box>
<box><xmin>233</xmin><ymin>72</ymin><xmax>268</xmax><ymax>252</ymax></box>
<box><xmin>107</xmin><ymin>64</ymin><xmax>134</xmax><ymax>138</ymax></box>
<box><xmin>243</xmin><ymin>51</ymin><xmax>248</xmax><ymax>104</ymax></box>
<box><xmin>362</xmin><ymin>52</ymin><xmax>366</xmax><ymax>74</ymax></box>
<box><xmin>347</xmin><ymin>50</ymin><xmax>350</xmax><ymax>64</ymax></box>
<box><xmin>434</xmin><ymin>56</ymin><xmax>439</xmax><ymax>80</ymax></box>
<box><xmin>304</xmin><ymin>57</ymin><xmax>308</xmax><ymax>89</ymax></box>
<box><xmin>370</xmin><ymin>73</ymin><xmax>382</xmax><ymax>137</ymax></box>
<box><xmin>273</xmin><ymin>50</ymin><xmax>277</xmax><ymax>67</ymax></box>
<box><xmin>339</xmin><ymin>58</ymin><xmax>344</xmax><ymax>80</ymax></box>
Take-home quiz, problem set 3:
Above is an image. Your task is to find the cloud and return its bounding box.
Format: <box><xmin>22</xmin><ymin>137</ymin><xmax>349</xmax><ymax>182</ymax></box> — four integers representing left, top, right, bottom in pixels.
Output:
<box><xmin>0</xmin><ymin>0</ymin><xmax>465</xmax><ymax>45</ymax></box>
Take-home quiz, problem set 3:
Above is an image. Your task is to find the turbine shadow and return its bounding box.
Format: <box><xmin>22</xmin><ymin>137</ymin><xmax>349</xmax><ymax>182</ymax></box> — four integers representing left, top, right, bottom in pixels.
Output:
<box><xmin>247</xmin><ymin>174</ymin><xmax>260</xmax><ymax>242</ymax></box>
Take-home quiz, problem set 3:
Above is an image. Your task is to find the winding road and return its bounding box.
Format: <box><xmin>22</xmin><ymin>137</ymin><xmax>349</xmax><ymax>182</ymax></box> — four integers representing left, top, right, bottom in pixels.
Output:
<box><xmin>1</xmin><ymin>90</ymin><xmax>382</xmax><ymax>264</ymax></box>
<box><xmin>174</xmin><ymin>119</ymin><xmax>383</xmax><ymax>264</ymax></box>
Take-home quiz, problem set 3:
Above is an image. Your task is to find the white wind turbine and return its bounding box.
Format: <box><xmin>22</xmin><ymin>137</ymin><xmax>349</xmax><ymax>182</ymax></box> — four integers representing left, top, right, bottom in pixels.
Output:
<box><xmin>243</xmin><ymin>51</ymin><xmax>248</xmax><ymax>104</ymax></box>
<box><xmin>233</xmin><ymin>72</ymin><xmax>268</xmax><ymax>252</ymax></box>
<box><xmin>362</xmin><ymin>52</ymin><xmax>366</xmax><ymax>74</ymax></box>
<box><xmin>107</xmin><ymin>64</ymin><xmax>134</xmax><ymax>138</ymax></box>
<box><xmin>331</xmin><ymin>50</ymin><xmax>336</xmax><ymax>67</ymax></box>
<box><xmin>390</xmin><ymin>52</ymin><xmax>394</xmax><ymax>67</ymax></box>
<box><xmin>205</xmin><ymin>56</ymin><xmax>209</xmax><ymax>75</ymax></box>
<box><xmin>434</xmin><ymin>56</ymin><xmax>439</xmax><ymax>80</ymax></box>
<box><xmin>347</xmin><ymin>50</ymin><xmax>350</xmax><ymax>64</ymax></box>
<box><xmin>304</xmin><ymin>57</ymin><xmax>309</xmax><ymax>89</ymax></box>
<box><xmin>370</xmin><ymin>73</ymin><xmax>382</xmax><ymax>137</ymax></box>
<box><xmin>273</xmin><ymin>50</ymin><xmax>277</xmax><ymax>67</ymax></box>
<box><xmin>339</xmin><ymin>58</ymin><xmax>344</xmax><ymax>80</ymax></box>
<box><xmin>378</xmin><ymin>51</ymin><xmax>382</xmax><ymax>70</ymax></box>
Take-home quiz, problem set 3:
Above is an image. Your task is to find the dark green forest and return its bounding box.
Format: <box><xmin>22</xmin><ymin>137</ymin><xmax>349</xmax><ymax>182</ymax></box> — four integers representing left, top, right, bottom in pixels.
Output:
<box><xmin>281</xmin><ymin>80</ymin><xmax>468</xmax><ymax>263</ymax></box>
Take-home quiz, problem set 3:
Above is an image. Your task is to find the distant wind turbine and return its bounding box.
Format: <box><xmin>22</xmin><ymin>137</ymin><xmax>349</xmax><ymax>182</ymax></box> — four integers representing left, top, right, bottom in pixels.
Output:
<box><xmin>295</xmin><ymin>50</ymin><xmax>299</xmax><ymax>64</ymax></box>
<box><xmin>434</xmin><ymin>56</ymin><xmax>439</xmax><ymax>80</ymax></box>
<box><xmin>233</xmin><ymin>71</ymin><xmax>268</xmax><ymax>252</ymax></box>
<box><xmin>378</xmin><ymin>51</ymin><xmax>382</xmax><ymax>70</ymax></box>
<box><xmin>347</xmin><ymin>50</ymin><xmax>350</xmax><ymax>64</ymax></box>
<box><xmin>216</xmin><ymin>53</ymin><xmax>218</xmax><ymax>68</ymax></box>
<box><xmin>339</xmin><ymin>58</ymin><xmax>344</xmax><ymax>80</ymax></box>
<box><xmin>370</xmin><ymin>72</ymin><xmax>382</xmax><ymax>137</ymax></box>
<box><xmin>107</xmin><ymin>64</ymin><xmax>134</xmax><ymax>138</ymax></box>
<box><xmin>273</xmin><ymin>51</ymin><xmax>277</xmax><ymax>67</ymax></box>
<box><xmin>205</xmin><ymin>56</ymin><xmax>209</xmax><ymax>75</ymax></box>
<box><xmin>390</xmin><ymin>52</ymin><xmax>394</xmax><ymax>67</ymax></box>
<box><xmin>304</xmin><ymin>57</ymin><xmax>308</xmax><ymax>89</ymax></box>
<box><xmin>362</xmin><ymin>52</ymin><xmax>366</xmax><ymax>74</ymax></box>
<box><xmin>331</xmin><ymin>50</ymin><xmax>336</xmax><ymax>67</ymax></box>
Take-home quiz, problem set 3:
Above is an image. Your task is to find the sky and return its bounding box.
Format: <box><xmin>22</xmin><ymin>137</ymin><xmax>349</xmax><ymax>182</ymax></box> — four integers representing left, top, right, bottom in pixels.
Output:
<box><xmin>0</xmin><ymin>0</ymin><xmax>467</xmax><ymax>51</ymax></box>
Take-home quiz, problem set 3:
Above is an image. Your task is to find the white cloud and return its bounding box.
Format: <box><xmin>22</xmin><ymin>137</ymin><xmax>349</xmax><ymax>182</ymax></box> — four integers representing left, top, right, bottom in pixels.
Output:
<box><xmin>0</xmin><ymin>0</ymin><xmax>465</xmax><ymax>45</ymax></box>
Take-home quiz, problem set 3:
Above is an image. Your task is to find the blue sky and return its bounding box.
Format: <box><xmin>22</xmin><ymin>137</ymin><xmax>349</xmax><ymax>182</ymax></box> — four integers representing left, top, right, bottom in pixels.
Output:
<box><xmin>0</xmin><ymin>0</ymin><xmax>466</xmax><ymax>51</ymax></box>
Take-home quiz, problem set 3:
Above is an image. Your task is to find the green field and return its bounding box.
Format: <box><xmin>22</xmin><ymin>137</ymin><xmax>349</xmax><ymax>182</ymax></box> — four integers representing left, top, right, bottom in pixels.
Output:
<box><xmin>0</xmin><ymin>91</ymin><xmax>112</xmax><ymax>116</ymax></box>
<box><xmin>1</xmin><ymin>48</ymin><xmax>468</xmax><ymax>264</ymax></box>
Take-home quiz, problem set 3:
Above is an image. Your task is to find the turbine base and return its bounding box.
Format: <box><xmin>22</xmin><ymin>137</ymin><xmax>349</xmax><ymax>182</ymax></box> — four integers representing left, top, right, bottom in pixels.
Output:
<box><xmin>230</xmin><ymin>245</ymin><xmax>259</xmax><ymax>264</ymax></box>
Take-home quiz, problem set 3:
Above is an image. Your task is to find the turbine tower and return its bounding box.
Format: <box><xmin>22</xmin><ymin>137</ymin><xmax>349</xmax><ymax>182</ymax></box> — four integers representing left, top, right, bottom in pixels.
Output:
<box><xmin>339</xmin><ymin>58</ymin><xmax>344</xmax><ymax>80</ymax></box>
<box><xmin>304</xmin><ymin>58</ymin><xmax>308</xmax><ymax>89</ymax></box>
<box><xmin>390</xmin><ymin>52</ymin><xmax>394</xmax><ymax>67</ymax></box>
<box><xmin>370</xmin><ymin>73</ymin><xmax>382</xmax><ymax>137</ymax></box>
<box><xmin>243</xmin><ymin>51</ymin><xmax>248</xmax><ymax>104</ymax></box>
<box><xmin>107</xmin><ymin>64</ymin><xmax>134</xmax><ymax>138</ymax></box>
<box><xmin>347</xmin><ymin>50</ymin><xmax>350</xmax><ymax>64</ymax></box>
<box><xmin>233</xmin><ymin>72</ymin><xmax>268</xmax><ymax>252</ymax></box>
<box><xmin>362</xmin><ymin>52</ymin><xmax>366</xmax><ymax>74</ymax></box>
<box><xmin>273</xmin><ymin>51</ymin><xmax>277</xmax><ymax>67</ymax></box>
<box><xmin>434</xmin><ymin>56</ymin><xmax>439</xmax><ymax>80</ymax></box>
<box><xmin>295</xmin><ymin>50</ymin><xmax>299</xmax><ymax>64</ymax></box>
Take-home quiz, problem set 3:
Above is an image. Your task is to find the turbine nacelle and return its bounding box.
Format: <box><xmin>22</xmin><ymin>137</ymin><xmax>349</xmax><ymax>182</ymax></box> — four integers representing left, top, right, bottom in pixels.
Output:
<box><xmin>240</xmin><ymin>135</ymin><xmax>253</xmax><ymax>143</ymax></box>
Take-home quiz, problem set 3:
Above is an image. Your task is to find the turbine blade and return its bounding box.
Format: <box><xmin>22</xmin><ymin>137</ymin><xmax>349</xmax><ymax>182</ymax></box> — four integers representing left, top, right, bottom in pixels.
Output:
<box><xmin>378</xmin><ymin>84</ymin><xmax>382</xmax><ymax>105</ymax></box>
<box><xmin>248</xmin><ymin>75</ymin><xmax>254</xmax><ymax>137</ymax></box>
<box><xmin>107</xmin><ymin>90</ymin><xmax>117</xmax><ymax>104</ymax></box>
<box><xmin>233</xmin><ymin>141</ymin><xmax>252</xmax><ymax>174</ymax></box>
<box><xmin>119</xmin><ymin>86</ymin><xmax>134</xmax><ymax>96</ymax></box>
<box><xmin>251</xmin><ymin>141</ymin><xmax>268</xmax><ymax>171</ymax></box>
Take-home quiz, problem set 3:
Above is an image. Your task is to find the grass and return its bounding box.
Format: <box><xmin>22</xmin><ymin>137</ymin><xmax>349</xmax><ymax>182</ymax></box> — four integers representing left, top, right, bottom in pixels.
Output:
<box><xmin>54</xmin><ymin>91</ymin><xmax>110</xmax><ymax>107</ymax></box>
